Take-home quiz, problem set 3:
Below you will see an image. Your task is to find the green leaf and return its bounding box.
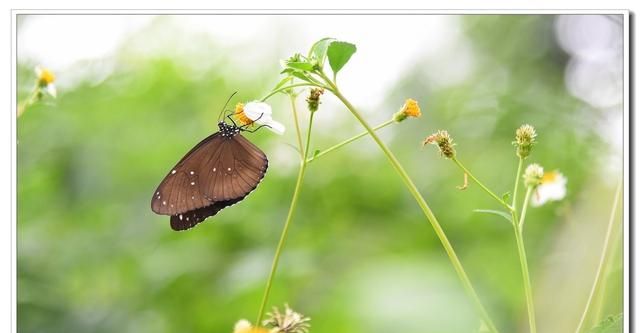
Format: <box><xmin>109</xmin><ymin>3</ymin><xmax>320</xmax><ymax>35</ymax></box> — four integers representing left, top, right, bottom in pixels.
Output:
<box><xmin>313</xmin><ymin>149</ymin><xmax>321</xmax><ymax>158</ymax></box>
<box><xmin>327</xmin><ymin>41</ymin><xmax>357</xmax><ymax>75</ymax></box>
<box><xmin>308</xmin><ymin>37</ymin><xmax>335</xmax><ymax>66</ymax></box>
<box><xmin>285</xmin><ymin>61</ymin><xmax>315</xmax><ymax>72</ymax></box>
<box><xmin>502</xmin><ymin>192</ymin><xmax>511</xmax><ymax>202</ymax></box>
<box><xmin>273</xmin><ymin>76</ymin><xmax>293</xmax><ymax>91</ymax></box>
<box><xmin>473</xmin><ymin>209</ymin><xmax>512</xmax><ymax>223</ymax></box>
<box><xmin>290</xmin><ymin>71</ymin><xmax>312</xmax><ymax>83</ymax></box>
<box><xmin>589</xmin><ymin>313</ymin><xmax>622</xmax><ymax>333</ymax></box>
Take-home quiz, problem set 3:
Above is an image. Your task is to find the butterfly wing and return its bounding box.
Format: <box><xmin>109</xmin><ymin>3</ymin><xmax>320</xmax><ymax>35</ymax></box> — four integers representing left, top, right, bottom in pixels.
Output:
<box><xmin>151</xmin><ymin>133</ymin><xmax>225</xmax><ymax>216</ymax></box>
<box><xmin>198</xmin><ymin>134</ymin><xmax>268</xmax><ymax>202</ymax></box>
<box><xmin>169</xmin><ymin>196</ymin><xmax>246</xmax><ymax>231</ymax></box>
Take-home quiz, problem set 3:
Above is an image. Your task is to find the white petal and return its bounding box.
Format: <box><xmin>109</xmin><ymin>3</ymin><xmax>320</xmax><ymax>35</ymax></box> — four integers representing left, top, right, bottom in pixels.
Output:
<box><xmin>263</xmin><ymin>119</ymin><xmax>286</xmax><ymax>135</ymax></box>
<box><xmin>47</xmin><ymin>84</ymin><xmax>57</xmax><ymax>98</ymax></box>
<box><xmin>244</xmin><ymin>101</ymin><xmax>272</xmax><ymax>120</ymax></box>
<box><xmin>233</xmin><ymin>319</ymin><xmax>252</xmax><ymax>333</ymax></box>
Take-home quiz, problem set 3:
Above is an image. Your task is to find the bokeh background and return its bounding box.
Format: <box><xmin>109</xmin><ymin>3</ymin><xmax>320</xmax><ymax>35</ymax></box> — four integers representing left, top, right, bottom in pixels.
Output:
<box><xmin>17</xmin><ymin>14</ymin><xmax>624</xmax><ymax>333</ymax></box>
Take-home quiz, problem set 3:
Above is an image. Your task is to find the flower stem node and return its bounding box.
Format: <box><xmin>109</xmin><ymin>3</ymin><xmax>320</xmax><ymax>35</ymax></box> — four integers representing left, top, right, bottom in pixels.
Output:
<box><xmin>263</xmin><ymin>304</ymin><xmax>311</xmax><ymax>333</ymax></box>
<box><xmin>523</xmin><ymin>163</ymin><xmax>544</xmax><ymax>188</ymax></box>
<box><xmin>393</xmin><ymin>98</ymin><xmax>421</xmax><ymax>122</ymax></box>
<box><xmin>306</xmin><ymin>88</ymin><xmax>324</xmax><ymax>113</ymax></box>
<box><xmin>513</xmin><ymin>124</ymin><xmax>537</xmax><ymax>158</ymax></box>
<box><xmin>423</xmin><ymin>130</ymin><xmax>456</xmax><ymax>159</ymax></box>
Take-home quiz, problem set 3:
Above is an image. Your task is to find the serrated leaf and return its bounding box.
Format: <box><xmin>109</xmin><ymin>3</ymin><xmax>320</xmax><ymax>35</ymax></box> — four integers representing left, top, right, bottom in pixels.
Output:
<box><xmin>473</xmin><ymin>209</ymin><xmax>512</xmax><ymax>223</ymax></box>
<box><xmin>589</xmin><ymin>313</ymin><xmax>622</xmax><ymax>333</ymax></box>
<box><xmin>327</xmin><ymin>41</ymin><xmax>357</xmax><ymax>75</ymax></box>
<box><xmin>308</xmin><ymin>37</ymin><xmax>335</xmax><ymax>66</ymax></box>
<box><xmin>285</xmin><ymin>61</ymin><xmax>315</xmax><ymax>72</ymax></box>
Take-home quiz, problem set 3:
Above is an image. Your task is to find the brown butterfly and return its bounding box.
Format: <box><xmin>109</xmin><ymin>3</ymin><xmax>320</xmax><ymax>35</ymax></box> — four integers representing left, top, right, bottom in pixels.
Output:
<box><xmin>151</xmin><ymin>115</ymin><xmax>269</xmax><ymax>231</ymax></box>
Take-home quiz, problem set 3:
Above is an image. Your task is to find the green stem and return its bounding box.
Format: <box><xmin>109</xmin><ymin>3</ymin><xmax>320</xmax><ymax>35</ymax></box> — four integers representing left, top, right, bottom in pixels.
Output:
<box><xmin>513</xmin><ymin>186</ymin><xmax>536</xmax><ymax>333</ymax></box>
<box><xmin>319</xmin><ymin>73</ymin><xmax>499</xmax><ymax>333</ymax></box>
<box><xmin>255</xmin><ymin>104</ymin><xmax>315</xmax><ymax>325</ymax></box>
<box><xmin>306</xmin><ymin>119</ymin><xmax>395</xmax><ymax>163</ymax></box>
<box><xmin>452</xmin><ymin>157</ymin><xmax>512</xmax><ymax>211</ymax></box>
<box><xmin>17</xmin><ymin>88</ymin><xmax>40</xmax><ymax>118</ymax></box>
<box><xmin>575</xmin><ymin>180</ymin><xmax>622</xmax><ymax>333</ymax></box>
<box><xmin>512</xmin><ymin>158</ymin><xmax>524</xmax><ymax>212</ymax></box>
<box><xmin>261</xmin><ymin>83</ymin><xmax>331</xmax><ymax>102</ymax></box>
<box><xmin>288</xmin><ymin>95</ymin><xmax>304</xmax><ymax>158</ymax></box>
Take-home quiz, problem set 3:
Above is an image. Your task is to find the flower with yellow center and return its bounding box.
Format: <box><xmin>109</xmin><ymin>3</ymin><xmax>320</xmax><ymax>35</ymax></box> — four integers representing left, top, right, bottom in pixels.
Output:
<box><xmin>531</xmin><ymin>170</ymin><xmax>567</xmax><ymax>207</ymax></box>
<box><xmin>34</xmin><ymin>66</ymin><xmax>57</xmax><ymax>98</ymax></box>
<box><xmin>234</xmin><ymin>101</ymin><xmax>285</xmax><ymax>135</ymax></box>
<box><xmin>393</xmin><ymin>98</ymin><xmax>421</xmax><ymax>122</ymax></box>
<box><xmin>233</xmin><ymin>319</ymin><xmax>272</xmax><ymax>333</ymax></box>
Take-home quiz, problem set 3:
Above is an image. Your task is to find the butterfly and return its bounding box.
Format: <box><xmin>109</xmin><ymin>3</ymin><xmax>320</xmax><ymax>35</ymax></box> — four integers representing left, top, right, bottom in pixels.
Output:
<box><xmin>151</xmin><ymin>108</ymin><xmax>270</xmax><ymax>231</ymax></box>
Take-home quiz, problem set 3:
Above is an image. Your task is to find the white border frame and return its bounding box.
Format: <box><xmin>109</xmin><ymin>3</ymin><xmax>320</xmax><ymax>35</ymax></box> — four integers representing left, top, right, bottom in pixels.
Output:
<box><xmin>9</xmin><ymin>9</ymin><xmax>631</xmax><ymax>333</ymax></box>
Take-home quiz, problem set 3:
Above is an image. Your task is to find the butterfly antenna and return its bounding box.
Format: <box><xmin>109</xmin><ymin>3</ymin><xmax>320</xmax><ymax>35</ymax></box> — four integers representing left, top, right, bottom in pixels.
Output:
<box><xmin>217</xmin><ymin>91</ymin><xmax>238</xmax><ymax>122</ymax></box>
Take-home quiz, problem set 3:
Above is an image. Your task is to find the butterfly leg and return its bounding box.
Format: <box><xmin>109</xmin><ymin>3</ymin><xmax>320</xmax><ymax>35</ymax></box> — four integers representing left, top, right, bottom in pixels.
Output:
<box><xmin>242</xmin><ymin>124</ymin><xmax>272</xmax><ymax>133</ymax></box>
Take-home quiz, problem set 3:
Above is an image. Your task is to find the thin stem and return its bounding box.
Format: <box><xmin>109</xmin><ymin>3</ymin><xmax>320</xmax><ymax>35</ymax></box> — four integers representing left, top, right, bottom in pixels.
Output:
<box><xmin>451</xmin><ymin>157</ymin><xmax>512</xmax><ymax>212</ymax></box>
<box><xmin>261</xmin><ymin>83</ymin><xmax>331</xmax><ymax>102</ymax></box>
<box><xmin>513</xmin><ymin>186</ymin><xmax>537</xmax><ymax>333</ymax></box>
<box><xmin>288</xmin><ymin>95</ymin><xmax>304</xmax><ymax>158</ymax></box>
<box><xmin>255</xmin><ymin>104</ymin><xmax>315</xmax><ymax>325</ymax></box>
<box><xmin>575</xmin><ymin>180</ymin><xmax>622</xmax><ymax>333</ymax></box>
<box><xmin>306</xmin><ymin>119</ymin><xmax>395</xmax><ymax>163</ymax></box>
<box><xmin>319</xmin><ymin>72</ymin><xmax>499</xmax><ymax>333</ymax></box>
<box><xmin>17</xmin><ymin>88</ymin><xmax>40</xmax><ymax>118</ymax></box>
<box><xmin>512</xmin><ymin>158</ymin><xmax>524</xmax><ymax>211</ymax></box>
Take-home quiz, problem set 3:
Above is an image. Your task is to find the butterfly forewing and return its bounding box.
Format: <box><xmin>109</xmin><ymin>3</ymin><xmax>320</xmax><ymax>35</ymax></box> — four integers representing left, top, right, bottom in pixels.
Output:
<box><xmin>198</xmin><ymin>134</ymin><xmax>268</xmax><ymax>202</ymax></box>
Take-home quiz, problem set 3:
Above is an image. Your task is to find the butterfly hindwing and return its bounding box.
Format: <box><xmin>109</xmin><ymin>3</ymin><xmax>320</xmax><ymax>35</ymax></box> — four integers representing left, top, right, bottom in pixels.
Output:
<box><xmin>169</xmin><ymin>196</ymin><xmax>246</xmax><ymax>231</ymax></box>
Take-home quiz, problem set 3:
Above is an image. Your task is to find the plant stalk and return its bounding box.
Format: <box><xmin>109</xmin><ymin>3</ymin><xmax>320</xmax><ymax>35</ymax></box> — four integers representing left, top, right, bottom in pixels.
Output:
<box><xmin>513</xmin><ymin>186</ymin><xmax>537</xmax><ymax>333</ymax></box>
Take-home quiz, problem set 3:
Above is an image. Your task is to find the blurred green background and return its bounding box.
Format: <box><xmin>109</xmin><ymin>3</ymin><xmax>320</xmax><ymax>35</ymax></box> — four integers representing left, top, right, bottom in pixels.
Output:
<box><xmin>17</xmin><ymin>14</ymin><xmax>624</xmax><ymax>333</ymax></box>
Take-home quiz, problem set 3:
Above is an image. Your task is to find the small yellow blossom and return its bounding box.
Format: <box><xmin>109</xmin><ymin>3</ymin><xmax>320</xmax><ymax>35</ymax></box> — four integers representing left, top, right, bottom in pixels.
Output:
<box><xmin>35</xmin><ymin>66</ymin><xmax>55</xmax><ymax>85</ymax></box>
<box><xmin>531</xmin><ymin>170</ymin><xmax>567</xmax><ymax>207</ymax></box>
<box><xmin>34</xmin><ymin>66</ymin><xmax>57</xmax><ymax>98</ymax></box>
<box><xmin>393</xmin><ymin>98</ymin><xmax>421</xmax><ymax>122</ymax></box>
<box><xmin>233</xmin><ymin>319</ymin><xmax>271</xmax><ymax>333</ymax></box>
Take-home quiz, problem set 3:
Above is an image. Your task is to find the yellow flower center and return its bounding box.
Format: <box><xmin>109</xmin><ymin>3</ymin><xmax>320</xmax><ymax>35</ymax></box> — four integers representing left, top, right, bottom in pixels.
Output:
<box><xmin>38</xmin><ymin>68</ymin><xmax>56</xmax><ymax>85</ymax></box>
<box><xmin>402</xmin><ymin>99</ymin><xmax>421</xmax><ymax>117</ymax></box>
<box><xmin>541</xmin><ymin>171</ymin><xmax>557</xmax><ymax>184</ymax></box>
<box><xmin>234</xmin><ymin>103</ymin><xmax>254</xmax><ymax>126</ymax></box>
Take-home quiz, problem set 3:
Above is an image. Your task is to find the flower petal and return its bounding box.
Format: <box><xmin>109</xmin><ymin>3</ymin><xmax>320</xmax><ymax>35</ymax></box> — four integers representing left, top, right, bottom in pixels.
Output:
<box><xmin>263</xmin><ymin>119</ymin><xmax>285</xmax><ymax>135</ymax></box>
<box><xmin>47</xmin><ymin>84</ymin><xmax>57</xmax><ymax>98</ymax></box>
<box><xmin>244</xmin><ymin>102</ymin><xmax>273</xmax><ymax>120</ymax></box>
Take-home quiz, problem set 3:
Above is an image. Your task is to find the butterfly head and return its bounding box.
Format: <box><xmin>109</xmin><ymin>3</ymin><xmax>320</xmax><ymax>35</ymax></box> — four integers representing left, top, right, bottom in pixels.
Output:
<box><xmin>218</xmin><ymin>121</ymin><xmax>240</xmax><ymax>138</ymax></box>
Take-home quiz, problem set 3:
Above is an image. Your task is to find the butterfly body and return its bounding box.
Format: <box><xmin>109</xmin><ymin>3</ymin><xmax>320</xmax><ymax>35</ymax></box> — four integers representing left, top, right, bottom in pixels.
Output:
<box><xmin>151</xmin><ymin>121</ymin><xmax>268</xmax><ymax>231</ymax></box>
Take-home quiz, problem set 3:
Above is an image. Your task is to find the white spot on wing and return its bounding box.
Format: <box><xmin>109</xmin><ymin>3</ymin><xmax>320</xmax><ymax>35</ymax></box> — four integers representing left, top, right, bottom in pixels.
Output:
<box><xmin>171</xmin><ymin>170</ymin><xmax>176</xmax><ymax>174</ymax></box>
<box><xmin>191</xmin><ymin>182</ymin><xmax>195</xmax><ymax>185</ymax></box>
<box><xmin>190</xmin><ymin>171</ymin><xmax>194</xmax><ymax>175</ymax></box>
<box><xmin>213</xmin><ymin>167</ymin><xmax>216</xmax><ymax>172</ymax></box>
<box><xmin>179</xmin><ymin>214</ymin><xmax>183</xmax><ymax>221</ymax></box>
<box><xmin>162</xmin><ymin>201</ymin><xmax>166</xmax><ymax>206</ymax></box>
<box><xmin>227</xmin><ymin>167</ymin><xmax>231</xmax><ymax>171</ymax></box>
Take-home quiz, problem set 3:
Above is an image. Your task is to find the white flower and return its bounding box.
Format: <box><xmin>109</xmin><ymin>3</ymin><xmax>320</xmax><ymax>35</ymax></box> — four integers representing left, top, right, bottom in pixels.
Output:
<box><xmin>239</xmin><ymin>101</ymin><xmax>285</xmax><ymax>135</ymax></box>
<box><xmin>531</xmin><ymin>171</ymin><xmax>567</xmax><ymax>207</ymax></box>
<box><xmin>34</xmin><ymin>66</ymin><xmax>57</xmax><ymax>98</ymax></box>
